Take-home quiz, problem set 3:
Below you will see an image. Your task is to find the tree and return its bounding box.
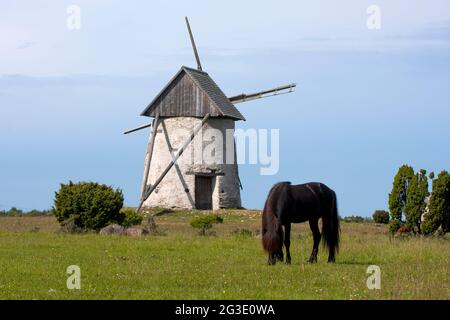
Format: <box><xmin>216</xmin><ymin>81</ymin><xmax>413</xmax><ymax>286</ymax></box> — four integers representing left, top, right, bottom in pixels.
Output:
<box><xmin>5</xmin><ymin>207</ymin><xmax>23</xmax><ymax>216</ymax></box>
<box><xmin>422</xmin><ymin>171</ymin><xmax>450</xmax><ymax>235</ymax></box>
<box><xmin>373</xmin><ymin>210</ymin><xmax>390</xmax><ymax>224</ymax></box>
<box><xmin>388</xmin><ymin>165</ymin><xmax>414</xmax><ymax>233</ymax></box>
<box><xmin>405</xmin><ymin>169</ymin><xmax>429</xmax><ymax>233</ymax></box>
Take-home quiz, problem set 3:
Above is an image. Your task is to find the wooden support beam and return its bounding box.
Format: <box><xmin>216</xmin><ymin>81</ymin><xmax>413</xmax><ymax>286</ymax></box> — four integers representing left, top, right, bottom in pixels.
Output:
<box><xmin>140</xmin><ymin>113</ymin><xmax>160</xmax><ymax>200</ymax></box>
<box><xmin>138</xmin><ymin>113</ymin><xmax>211</xmax><ymax>211</ymax></box>
<box><xmin>234</xmin><ymin>139</ymin><xmax>243</xmax><ymax>190</ymax></box>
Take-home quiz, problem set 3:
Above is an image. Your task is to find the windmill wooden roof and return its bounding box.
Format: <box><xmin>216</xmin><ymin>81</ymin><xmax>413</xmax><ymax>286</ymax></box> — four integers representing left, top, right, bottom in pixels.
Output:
<box><xmin>140</xmin><ymin>66</ymin><xmax>245</xmax><ymax>121</ymax></box>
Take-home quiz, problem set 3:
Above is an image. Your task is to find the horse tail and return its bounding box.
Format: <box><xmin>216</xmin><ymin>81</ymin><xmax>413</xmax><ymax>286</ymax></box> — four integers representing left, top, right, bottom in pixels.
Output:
<box><xmin>262</xmin><ymin>182</ymin><xmax>289</xmax><ymax>254</ymax></box>
<box><xmin>322</xmin><ymin>189</ymin><xmax>340</xmax><ymax>259</ymax></box>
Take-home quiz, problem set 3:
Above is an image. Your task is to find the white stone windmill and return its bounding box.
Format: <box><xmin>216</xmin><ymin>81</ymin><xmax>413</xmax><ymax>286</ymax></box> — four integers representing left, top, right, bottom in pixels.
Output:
<box><xmin>125</xmin><ymin>17</ymin><xmax>295</xmax><ymax>211</ymax></box>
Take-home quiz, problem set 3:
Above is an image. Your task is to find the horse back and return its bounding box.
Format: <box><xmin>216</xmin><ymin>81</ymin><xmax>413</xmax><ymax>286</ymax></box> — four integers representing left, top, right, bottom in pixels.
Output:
<box><xmin>288</xmin><ymin>182</ymin><xmax>334</xmax><ymax>222</ymax></box>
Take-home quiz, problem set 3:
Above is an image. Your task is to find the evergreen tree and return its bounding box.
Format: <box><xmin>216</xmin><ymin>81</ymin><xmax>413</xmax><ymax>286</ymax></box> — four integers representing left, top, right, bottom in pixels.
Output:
<box><xmin>422</xmin><ymin>171</ymin><xmax>450</xmax><ymax>234</ymax></box>
<box><xmin>405</xmin><ymin>169</ymin><xmax>429</xmax><ymax>233</ymax></box>
<box><xmin>388</xmin><ymin>165</ymin><xmax>414</xmax><ymax>233</ymax></box>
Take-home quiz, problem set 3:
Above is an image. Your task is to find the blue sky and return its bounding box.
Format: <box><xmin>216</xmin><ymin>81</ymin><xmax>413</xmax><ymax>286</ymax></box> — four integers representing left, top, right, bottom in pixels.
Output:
<box><xmin>1</xmin><ymin>1</ymin><xmax>449</xmax><ymax>216</ymax></box>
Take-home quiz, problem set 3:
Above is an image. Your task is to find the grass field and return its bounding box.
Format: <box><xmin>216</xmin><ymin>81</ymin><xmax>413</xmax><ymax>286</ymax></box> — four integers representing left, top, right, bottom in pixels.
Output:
<box><xmin>0</xmin><ymin>210</ymin><xmax>449</xmax><ymax>300</ymax></box>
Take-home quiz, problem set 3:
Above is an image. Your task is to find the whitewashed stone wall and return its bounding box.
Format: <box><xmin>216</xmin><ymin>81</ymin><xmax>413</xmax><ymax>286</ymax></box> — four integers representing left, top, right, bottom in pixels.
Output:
<box><xmin>142</xmin><ymin>117</ymin><xmax>241</xmax><ymax>210</ymax></box>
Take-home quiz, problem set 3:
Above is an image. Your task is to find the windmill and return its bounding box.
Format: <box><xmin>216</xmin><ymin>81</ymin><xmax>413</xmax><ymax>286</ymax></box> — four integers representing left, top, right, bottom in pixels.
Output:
<box><xmin>125</xmin><ymin>17</ymin><xmax>296</xmax><ymax>211</ymax></box>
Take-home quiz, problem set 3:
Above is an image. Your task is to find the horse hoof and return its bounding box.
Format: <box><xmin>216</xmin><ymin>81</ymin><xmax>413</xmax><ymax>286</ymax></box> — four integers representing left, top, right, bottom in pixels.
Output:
<box><xmin>285</xmin><ymin>260</ymin><xmax>291</xmax><ymax>265</ymax></box>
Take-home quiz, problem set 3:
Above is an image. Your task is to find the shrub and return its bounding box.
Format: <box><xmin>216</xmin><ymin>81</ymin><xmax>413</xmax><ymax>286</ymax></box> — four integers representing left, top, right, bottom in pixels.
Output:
<box><xmin>373</xmin><ymin>210</ymin><xmax>390</xmax><ymax>224</ymax></box>
<box><xmin>342</xmin><ymin>215</ymin><xmax>366</xmax><ymax>223</ymax></box>
<box><xmin>27</xmin><ymin>209</ymin><xmax>53</xmax><ymax>216</ymax></box>
<box><xmin>119</xmin><ymin>208</ymin><xmax>143</xmax><ymax>227</ymax></box>
<box><xmin>53</xmin><ymin>181</ymin><xmax>124</xmax><ymax>231</ymax></box>
<box><xmin>190</xmin><ymin>215</ymin><xmax>223</xmax><ymax>236</ymax></box>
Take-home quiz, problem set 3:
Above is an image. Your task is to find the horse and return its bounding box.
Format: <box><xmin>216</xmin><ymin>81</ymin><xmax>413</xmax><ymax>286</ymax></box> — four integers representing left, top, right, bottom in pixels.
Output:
<box><xmin>262</xmin><ymin>181</ymin><xmax>340</xmax><ymax>265</ymax></box>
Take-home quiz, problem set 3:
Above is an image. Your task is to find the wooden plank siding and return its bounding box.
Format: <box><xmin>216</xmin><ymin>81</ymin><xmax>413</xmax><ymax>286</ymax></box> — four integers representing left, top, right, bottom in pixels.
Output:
<box><xmin>141</xmin><ymin>67</ymin><xmax>245</xmax><ymax>120</ymax></box>
<box><xmin>148</xmin><ymin>72</ymin><xmax>221</xmax><ymax>118</ymax></box>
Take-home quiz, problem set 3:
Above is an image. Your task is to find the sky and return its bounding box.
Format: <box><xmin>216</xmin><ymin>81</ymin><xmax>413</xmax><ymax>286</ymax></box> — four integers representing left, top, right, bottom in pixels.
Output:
<box><xmin>1</xmin><ymin>0</ymin><xmax>449</xmax><ymax>216</ymax></box>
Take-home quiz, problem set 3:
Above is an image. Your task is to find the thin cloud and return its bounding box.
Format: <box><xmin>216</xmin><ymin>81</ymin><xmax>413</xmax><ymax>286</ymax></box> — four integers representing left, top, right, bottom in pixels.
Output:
<box><xmin>16</xmin><ymin>41</ymin><xmax>36</xmax><ymax>50</ymax></box>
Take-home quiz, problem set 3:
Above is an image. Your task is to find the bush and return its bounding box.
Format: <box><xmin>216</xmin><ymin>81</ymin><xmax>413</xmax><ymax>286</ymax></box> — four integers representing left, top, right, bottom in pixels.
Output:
<box><xmin>119</xmin><ymin>208</ymin><xmax>143</xmax><ymax>227</ymax></box>
<box><xmin>342</xmin><ymin>215</ymin><xmax>366</xmax><ymax>223</ymax></box>
<box><xmin>53</xmin><ymin>181</ymin><xmax>124</xmax><ymax>231</ymax></box>
<box><xmin>190</xmin><ymin>215</ymin><xmax>223</xmax><ymax>236</ymax></box>
<box><xmin>373</xmin><ymin>210</ymin><xmax>390</xmax><ymax>224</ymax></box>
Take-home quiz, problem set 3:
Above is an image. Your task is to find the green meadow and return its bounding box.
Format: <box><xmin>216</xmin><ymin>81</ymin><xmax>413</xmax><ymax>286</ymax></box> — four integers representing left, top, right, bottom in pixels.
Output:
<box><xmin>0</xmin><ymin>211</ymin><xmax>448</xmax><ymax>299</ymax></box>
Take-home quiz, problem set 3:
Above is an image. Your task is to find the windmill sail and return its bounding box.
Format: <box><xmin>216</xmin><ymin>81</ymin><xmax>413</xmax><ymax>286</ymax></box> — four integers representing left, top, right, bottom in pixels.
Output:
<box><xmin>228</xmin><ymin>83</ymin><xmax>296</xmax><ymax>104</ymax></box>
<box><xmin>185</xmin><ymin>17</ymin><xmax>202</xmax><ymax>71</ymax></box>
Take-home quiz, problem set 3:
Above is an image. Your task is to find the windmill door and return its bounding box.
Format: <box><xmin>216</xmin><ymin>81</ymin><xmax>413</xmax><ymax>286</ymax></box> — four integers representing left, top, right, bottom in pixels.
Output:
<box><xmin>195</xmin><ymin>176</ymin><xmax>213</xmax><ymax>210</ymax></box>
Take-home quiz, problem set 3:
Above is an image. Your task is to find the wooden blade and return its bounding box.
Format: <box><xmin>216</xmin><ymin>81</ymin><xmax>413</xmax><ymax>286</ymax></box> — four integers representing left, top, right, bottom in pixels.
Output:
<box><xmin>228</xmin><ymin>83</ymin><xmax>296</xmax><ymax>104</ymax></box>
<box><xmin>185</xmin><ymin>17</ymin><xmax>203</xmax><ymax>71</ymax></box>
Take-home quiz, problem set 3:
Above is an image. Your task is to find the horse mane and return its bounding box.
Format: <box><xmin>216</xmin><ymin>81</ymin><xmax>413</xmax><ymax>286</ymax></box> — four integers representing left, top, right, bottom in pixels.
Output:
<box><xmin>262</xmin><ymin>182</ymin><xmax>291</xmax><ymax>254</ymax></box>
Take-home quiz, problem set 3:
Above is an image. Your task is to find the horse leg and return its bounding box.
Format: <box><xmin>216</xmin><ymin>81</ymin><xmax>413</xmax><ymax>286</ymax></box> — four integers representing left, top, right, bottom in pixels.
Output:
<box><xmin>276</xmin><ymin>251</ymin><xmax>284</xmax><ymax>262</ymax></box>
<box><xmin>283</xmin><ymin>223</ymin><xmax>291</xmax><ymax>264</ymax></box>
<box><xmin>308</xmin><ymin>219</ymin><xmax>321</xmax><ymax>263</ymax></box>
<box><xmin>275</xmin><ymin>224</ymin><xmax>284</xmax><ymax>262</ymax></box>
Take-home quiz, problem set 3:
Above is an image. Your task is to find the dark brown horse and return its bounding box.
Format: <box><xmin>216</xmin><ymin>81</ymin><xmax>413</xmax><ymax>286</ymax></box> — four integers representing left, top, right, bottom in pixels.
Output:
<box><xmin>262</xmin><ymin>181</ymin><xmax>340</xmax><ymax>264</ymax></box>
